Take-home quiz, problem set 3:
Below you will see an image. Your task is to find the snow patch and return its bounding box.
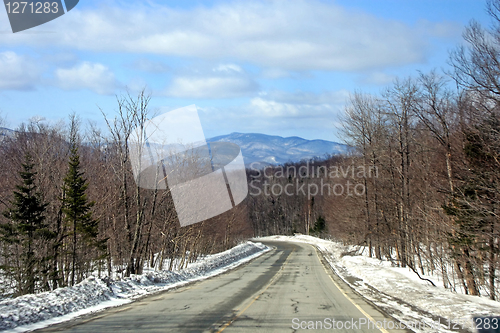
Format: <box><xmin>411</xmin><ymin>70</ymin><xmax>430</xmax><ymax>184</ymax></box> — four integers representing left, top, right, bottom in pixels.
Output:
<box><xmin>0</xmin><ymin>241</ymin><xmax>270</xmax><ymax>332</ymax></box>
<box><xmin>259</xmin><ymin>235</ymin><xmax>500</xmax><ymax>333</ymax></box>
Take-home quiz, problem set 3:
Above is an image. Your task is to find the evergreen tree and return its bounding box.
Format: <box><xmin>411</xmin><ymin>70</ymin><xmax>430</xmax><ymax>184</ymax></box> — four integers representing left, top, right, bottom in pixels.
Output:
<box><xmin>443</xmin><ymin>113</ymin><xmax>500</xmax><ymax>297</ymax></box>
<box><xmin>310</xmin><ymin>216</ymin><xmax>326</xmax><ymax>235</ymax></box>
<box><xmin>1</xmin><ymin>154</ymin><xmax>49</xmax><ymax>295</ymax></box>
<box><xmin>61</xmin><ymin>143</ymin><xmax>100</xmax><ymax>286</ymax></box>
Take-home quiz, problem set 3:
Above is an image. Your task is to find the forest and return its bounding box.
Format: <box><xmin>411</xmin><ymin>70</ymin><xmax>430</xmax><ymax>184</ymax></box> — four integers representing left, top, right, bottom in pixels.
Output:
<box><xmin>1</xmin><ymin>0</ymin><xmax>500</xmax><ymax>304</ymax></box>
<box><xmin>249</xmin><ymin>1</ymin><xmax>500</xmax><ymax>301</ymax></box>
<box><xmin>0</xmin><ymin>94</ymin><xmax>252</xmax><ymax>297</ymax></box>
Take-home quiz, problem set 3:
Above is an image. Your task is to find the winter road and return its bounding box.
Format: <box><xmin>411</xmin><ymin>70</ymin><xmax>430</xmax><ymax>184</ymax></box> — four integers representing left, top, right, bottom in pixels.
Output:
<box><xmin>36</xmin><ymin>241</ymin><xmax>410</xmax><ymax>332</ymax></box>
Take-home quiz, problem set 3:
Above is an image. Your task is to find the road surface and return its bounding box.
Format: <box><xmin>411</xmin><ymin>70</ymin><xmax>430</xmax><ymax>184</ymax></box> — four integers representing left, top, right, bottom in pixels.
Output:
<box><xmin>36</xmin><ymin>241</ymin><xmax>410</xmax><ymax>332</ymax></box>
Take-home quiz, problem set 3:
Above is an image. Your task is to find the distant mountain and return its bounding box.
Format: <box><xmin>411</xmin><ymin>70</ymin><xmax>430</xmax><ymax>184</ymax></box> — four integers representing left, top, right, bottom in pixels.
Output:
<box><xmin>207</xmin><ymin>133</ymin><xmax>350</xmax><ymax>166</ymax></box>
<box><xmin>0</xmin><ymin>127</ymin><xmax>15</xmax><ymax>141</ymax></box>
<box><xmin>0</xmin><ymin>128</ymin><xmax>349</xmax><ymax>166</ymax></box>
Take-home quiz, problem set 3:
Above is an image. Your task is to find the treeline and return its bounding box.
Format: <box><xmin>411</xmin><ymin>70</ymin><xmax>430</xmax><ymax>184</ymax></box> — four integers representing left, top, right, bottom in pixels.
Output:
<box><xmin>338</xmin><ymin>0</ymin><xmax>500</xmax><ymax>299</ymax></box>
<box><xmin>0</xmin><ymin>92</ymin><xmax>252</xmax><ymax>298</ymax></box>
<box><xmin>246</xmin><ymin>156</ymin><xmax>350</xmax><ymax>237</ymax></box>
<box><xmin>248</xmin><ymin>1</ymin><xmax>500</xmax><ymax>300</ymax></box>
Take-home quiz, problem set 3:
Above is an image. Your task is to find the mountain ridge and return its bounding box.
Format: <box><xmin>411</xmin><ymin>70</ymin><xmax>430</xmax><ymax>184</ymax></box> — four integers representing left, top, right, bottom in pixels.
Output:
<box><xmin>0</xmin><ymin>128</ymin><xmax>349</xmax><ymax>166</ymax></box>
<box><xmin>207</xmin><ymin>132</ymin><xmax>349</xmax><ymax>166</ymax></box>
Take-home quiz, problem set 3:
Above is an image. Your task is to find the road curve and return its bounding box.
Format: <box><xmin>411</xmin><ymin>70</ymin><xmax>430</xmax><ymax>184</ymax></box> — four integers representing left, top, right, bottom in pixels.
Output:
<box><xmin>36</xmin><ymin>241</ymin><xmax>410</xmax><ymax>333</ymax></box>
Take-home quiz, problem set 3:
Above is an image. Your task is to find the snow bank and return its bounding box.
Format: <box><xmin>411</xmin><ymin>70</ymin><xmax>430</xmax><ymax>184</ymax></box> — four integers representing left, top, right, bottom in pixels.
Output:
<box><xmin>260</xmin><ymin>235</ymin><xmax>500</xmax><ymax>333</ymax></box>
<box><xmin>0</xmin><ymin>241</ymin><xmax>269</xmax><ymax>332</ymax></box>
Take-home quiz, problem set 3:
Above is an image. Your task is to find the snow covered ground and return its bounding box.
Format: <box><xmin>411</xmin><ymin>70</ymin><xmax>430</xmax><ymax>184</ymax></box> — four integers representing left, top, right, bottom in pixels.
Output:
<box><xmin>0</xmin><ymin>241</ymin><xmax>270</xmax><ymax>332</ymax></box>
<box><xmin>3</xmin><ymin>235</ymin><xmax>499</xmax><ymax>333</ymax></box>
<box><xmin>260</xmin><ymin>235</ymin><xmax>500</xmax><ymax>333</ymax></box>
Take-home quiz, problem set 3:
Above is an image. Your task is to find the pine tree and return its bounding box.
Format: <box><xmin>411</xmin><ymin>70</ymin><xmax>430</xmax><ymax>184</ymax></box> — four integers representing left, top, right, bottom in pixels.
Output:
<box><xmin>1</xmin><ymin>154</ymin><xmax>49</xmax><ymax>295</ymax></box>
<box><xmin>443</xmin><ymin>113</ymin><xmax>500</xmax><ymax>297</ymax></box>
<box><xmin>61</xmin><ymin>143</ymin><xmax>100</xmax><ymax>286</ymax></box>
<box><xmin>310</xmin><ymin>216</ymin><xmax>326</xmax><ymax>235</ymax></box>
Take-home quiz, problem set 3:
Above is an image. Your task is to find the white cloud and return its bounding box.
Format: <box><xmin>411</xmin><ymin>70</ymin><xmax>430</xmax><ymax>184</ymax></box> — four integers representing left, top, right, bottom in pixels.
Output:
<box><xmin>221</xmin><ymin>89</ymin><xmax>347</xmax><ymax>136</ymax></box>
<box><xmin>165</xmin><ymin>76</ymin><xmax>257</xmax><ymax>99</ymax></box>
<box><xmin>213</xmin><ymin>64</ymin><xmax>242</xmax><ymax>73</ymax></box>
<box><xmin>0</xmin><ymin>1</ymin><xmax>457</xmax><ymax>71</ymax></box>
<box><xmin>250</xmin><ymin>98</ymin><xmax>301</xmax><ymax>117</ymax></box>
<box><xmin>0</xmin><ymin>51</ymin><xmax>40</xmax><ymax>90</ymax></box>
<box><xmin>54</xmin><ymin>62</ymin><xmax>119</xmax><ymax>95</ymax></box>
<box><xmin>198</xmin><ymin>99</ymin><xmax>342</xmax><ymax>141</ymax></box>
<box><xmin>261</xmin><ymin>68</ymin><xmax>292</xmax><ymax>79</ymax></box>
<box><xmin>249</xmin><ymin>96</ymin><xmax>339</xmax><ymax>118</ymax></box>
<box><xmin>360</xmin><ymin>72</ymin><xmax>397</xmax><ymax>85</ymax></box>
<box><xmin>196</xmin><ymin>90</ymin><xmax>347</xmax><ymax>127</ymax></box>
<box><xmin>258</xmin><ymin>90</ymin><xmax>350</xmax><ymax>105</ymax></box>
<box><xmin>132</xmin><ymin>58</ymin><xmax>170</xmax><ymax>73</ymax></box>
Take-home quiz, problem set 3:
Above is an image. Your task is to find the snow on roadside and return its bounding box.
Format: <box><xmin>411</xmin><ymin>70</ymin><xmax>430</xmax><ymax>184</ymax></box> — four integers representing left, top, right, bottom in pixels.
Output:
<box><xmin>0</xmin><ymin>241</ymin><xmax>270</xmax><ymax>332</ymax></box>
<box><xmin>260</xmin><ymin>235</ymin><xmax>500</xmax><ymax>333</ymax></box>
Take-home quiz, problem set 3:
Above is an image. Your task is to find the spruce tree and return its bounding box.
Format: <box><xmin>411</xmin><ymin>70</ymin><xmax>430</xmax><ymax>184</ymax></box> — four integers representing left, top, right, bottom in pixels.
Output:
<box><xmin>61</xmin><ymin>143</ymin><xmax>99</xmax><ymax>286</ymax></box>
<box><xmin>443</xmin><ymin>114</ymin><xmax>500</xmax><ymax>296</ymax></box>
<box><xmin>1</xmin><ymin>154</ymin><xmax>49</xmax><ymax>295</ymax></box>
<box><xmin>309</xmin><ymin>216</ymin><xmax>326</xmax><ymax>235</ymax></box>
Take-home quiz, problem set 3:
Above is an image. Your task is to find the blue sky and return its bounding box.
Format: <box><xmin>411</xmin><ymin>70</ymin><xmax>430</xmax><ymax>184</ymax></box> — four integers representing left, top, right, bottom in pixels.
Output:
<box><xmin>0</xmin><ymin>0</ymin><xmax>492</xmax><ymax>141</ymax></box>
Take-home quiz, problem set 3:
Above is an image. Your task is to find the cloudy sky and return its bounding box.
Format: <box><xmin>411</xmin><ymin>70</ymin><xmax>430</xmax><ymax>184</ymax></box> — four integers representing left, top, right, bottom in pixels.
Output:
<box><xmin>0</xmin><ymin>0</ymin><xmax>492</xmax><ymax>141</ymax></box>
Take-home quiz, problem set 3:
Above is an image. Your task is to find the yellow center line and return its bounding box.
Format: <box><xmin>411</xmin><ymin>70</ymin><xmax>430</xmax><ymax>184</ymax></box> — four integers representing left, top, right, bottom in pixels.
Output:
<box><xmin>314</xmin><ymin>246</ymin><xmax>390</xmax><ymax>333</ymax></box>
<box><xmin>216</xmin><ymin>247</ymin><xmax>295</xmax><ymax>333</ymax></box>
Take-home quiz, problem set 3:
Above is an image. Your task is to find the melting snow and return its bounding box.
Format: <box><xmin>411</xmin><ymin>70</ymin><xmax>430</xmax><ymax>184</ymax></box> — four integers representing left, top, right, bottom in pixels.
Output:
<box><xmin>260</xmin><ymin>235</ymin><xmax>500</xmax><ymax>333</ymax></box>
<box><xmin>0</xmin><ymin>241</ymin><xmax>270</xmax><ymax>332</ymax></box>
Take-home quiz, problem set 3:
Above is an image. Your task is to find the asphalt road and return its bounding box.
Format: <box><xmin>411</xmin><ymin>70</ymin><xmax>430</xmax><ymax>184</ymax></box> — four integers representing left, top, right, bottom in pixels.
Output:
<box><xmin>36</xmin><ymin>241</ymin><xmax>411</xmax><ymax>333</ymax></box>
